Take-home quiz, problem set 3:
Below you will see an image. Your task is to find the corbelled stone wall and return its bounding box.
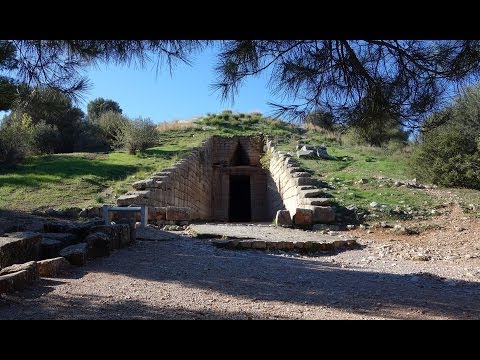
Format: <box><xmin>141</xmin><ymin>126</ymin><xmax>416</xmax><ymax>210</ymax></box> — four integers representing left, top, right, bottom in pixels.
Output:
<box><xmin>117</xmin><ymin>134</ymin><xmax>335</xmax><ymax>225</ymax></box>
<box><xmin>117</xmin><ymin>135</ymin><xmax>270</xmax><ymax>222</ymax></box>
<box><xmin>266</xmin><ymin>138</ymin><xmax>336</xmax><ymax>225</ymax></box>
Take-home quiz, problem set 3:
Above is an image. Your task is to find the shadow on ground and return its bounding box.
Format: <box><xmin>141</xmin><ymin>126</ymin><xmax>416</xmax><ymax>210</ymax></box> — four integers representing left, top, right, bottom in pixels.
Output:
<box><xmin>1</xmin><ymin>231</ymin><xmax>478</xmax><ymax>319</ymax></box>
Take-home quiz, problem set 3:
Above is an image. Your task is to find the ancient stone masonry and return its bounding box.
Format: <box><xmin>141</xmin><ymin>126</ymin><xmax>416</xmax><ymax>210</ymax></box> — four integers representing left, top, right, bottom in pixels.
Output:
<box><xmin>117</xmin><ymin>135</ymin><xmax>269</xmax><ymax>223</ymax></box>
<box><xmin>265</xmin><ymin>138</ymin><xmax>336</xmax><ymax>226</ymax></box>
<box><xmin>117</xmin><ymin>134</ymin><xmax>336</xmax><ymax>226</ymax></box>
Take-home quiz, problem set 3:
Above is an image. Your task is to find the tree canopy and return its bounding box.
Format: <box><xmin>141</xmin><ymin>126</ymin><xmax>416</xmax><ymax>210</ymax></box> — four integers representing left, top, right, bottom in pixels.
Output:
<box><xmin>87</xmin><ymin>97</ymin><xmax>122</xmax><ymax>123</ymax></box>
<box><xmin>3</xmin><ymin>40</ymin><xmax>480</xmax><ymax>130</ymax></box>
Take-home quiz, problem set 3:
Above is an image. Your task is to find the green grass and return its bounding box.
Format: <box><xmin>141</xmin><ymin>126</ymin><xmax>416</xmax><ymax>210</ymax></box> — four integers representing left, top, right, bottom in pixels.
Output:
<box><xmin>0</xmin><ymin>142</ymin><xmax>201</xmax><ymax>211</ymax></box>
<box><xmin>3</xmin><ymin>110</ymin><xmax>480</xmax><ymax>221</ymax></box>
<box><xmin>278</xmin><ymin>132</ymin><xmax>445</xmax><ymax>220</ymax></box>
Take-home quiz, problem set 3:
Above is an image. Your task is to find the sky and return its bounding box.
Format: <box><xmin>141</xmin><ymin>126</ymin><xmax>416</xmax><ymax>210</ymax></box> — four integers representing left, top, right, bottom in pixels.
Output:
<box><xmin>80</xmin><ymin>46</ymin><xmax>279</xmax><ymax>123</ymax></box>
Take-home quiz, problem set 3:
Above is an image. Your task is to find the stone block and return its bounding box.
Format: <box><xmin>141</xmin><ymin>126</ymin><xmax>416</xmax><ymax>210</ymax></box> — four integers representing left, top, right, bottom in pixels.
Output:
<box><xmin>37</xmin><ymin>257</ymin><xmax>70</xmax><ymax>277</ymax></box>
<box><xmin>275</xmin><ymin>210</ymin><xmax>292</xmax><ymax>227</ymax></box>
<box><xmin>293</xmin><ymin>208</ymin><xmax>313</xmax><ymax>226</ymax></box>
<box><xmin>306</xmin><ymin>206</ymin><xmax>336</xmax><ymax>224</ymax></box>
<box><xmin>0</xmin><ymin>232</ymin><xmax>42</xmax><ymax>269</ymax></box>
<box><xmin>166</xmin><ymin>206</ymin><xmax>191</xmax><ymax>221</ymax></box>
<box><xmin>59</xmin><ymin>243</ymin><xmax>88</xmax><ymax>266</ymax></box>
<box><xmin>85</xmin><ymin>232</ymin><xmax>111</xmax><ymax>258</ymax></box>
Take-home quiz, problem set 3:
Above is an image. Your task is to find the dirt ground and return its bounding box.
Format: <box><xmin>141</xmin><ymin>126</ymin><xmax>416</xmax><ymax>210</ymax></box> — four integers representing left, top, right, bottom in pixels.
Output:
<box><xmin>0</xmin><ymin>189</ymin><xmax>479</xmax><ymax>320</ymax></box>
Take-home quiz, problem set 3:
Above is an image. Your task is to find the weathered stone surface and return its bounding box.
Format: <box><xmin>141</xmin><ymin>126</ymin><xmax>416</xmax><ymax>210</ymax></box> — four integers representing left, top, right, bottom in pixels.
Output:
<box><xmin>0</xmin><ymin>270</ymin><xmax>34</xmax><ymax>294</ymax></box>
<box><xmin>166</xmin><ymin>207</ymin><xmax>191</xmax><ymax>222</ymax></box>
<box><xmin>43</xmin><ymin>232</ymin><xmax>77</xmax><ymax>246</ymax></box>
<box><xmin>0</xmin><ymin>232</ymin><xmax>42</xmax><ymax>269</ymax></box>
<box><xmin>297</xmin><ymin>149</ymin><xmax>314</xmax><ymax>158</ymax></box>
<box><xmin>153</xmin><ymin>207</ymin><xmax>167</xmax><ymax>221</ymax></box>
<box><xmin>307</xmin><ymin>198</ymin><xmax>334</xmax><ymax>206</ymax></box>
<box><xmin>251</xmin><ymin>241</ymin><xmax>266</xmax><ymax>249</ymax></box>
<box><xmin>85</xmin><ymin>232</ymin><xmax>111</xmax><ymax>258</ymax></box>
<box><xmin>0</xmin><ymin>261</ymin><xmax>38</xmax><ymax>294</ymax></box>
<box><xmin>37</xmin><ymin>257</ymin><xmax>70</xmax><ymax>277</ymax></box>
<box><xmin>0</xmin><ymin>261</ymin><xmax>38</xmax><ymax>277</ymax></box>
<box><xmin>115</xmin><ymin>218</ymin><xmax>136</xmax><ymax>243</ymax></box>
<box><xmin>40</xmin><ymin>238</ymin><xmax>62</xmax><ymax>259</ymax></box>
<box><xmin>43</xmin><ymin>221</ymin><xmax>72</xmax><ymax>233</ymax></box>
<box><xmin>307</xmin><ymin>206</ymin><xmax>336</xmax><ymax>224</ymax></box>
<box><xmin>59</xmin><ymin>243</ymin><xmax>88</xmax><ymax>266</ymax></box>
<box><xmin>275</xmin><ymin>210</ymin><xmax>292</xmax><ymax>227</ymax></box>
<box><xmin>299</xmin><ymin>189</ymin><xmax>323</xmax><ymax>198</ymax></box>
<box><xmin>132</xmin><ymin>179</ymin><xmax>154</xmax><ymax>190</ymax></box>
<box><xmin>293</xmin><ymin>208</ymin><xmax>313</xmax><ymax>226</ymax></box>
<box><xmin>90</xmin><ymin>224</ymin><xmax>131</xmax><ymax>249</ymax></box>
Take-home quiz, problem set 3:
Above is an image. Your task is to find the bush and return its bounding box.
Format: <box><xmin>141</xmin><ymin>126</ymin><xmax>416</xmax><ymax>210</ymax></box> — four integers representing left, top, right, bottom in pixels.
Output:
<box><xmin>97</xmin><ymin>110</ymin><xmax>129</xmax><ymax>149</ymax></box>
<box><xmin>31</xmin><ymin>121</ymin><xmax>60</xmax><ymax>154</ymax></box>
<box><xmin>118</xmin><ymin>117</ymin><xmax>158</xmax><ymax>154</ymax></box>
<box><xmin>410</xmin><ymin>84</ymin><xmax>480</xmax><ymax>189</ymax></box>
<box><xmin>73</xmin><ymin>121</ymin><xmax>108</xmax><ymax>152</ymax></box>
<box><xmin>0</xmin><ymin>113</ymin><xmax>32</xmax><ymax>164</ymax></box>
<box><xmin>410</xmin><ymin>123</ymin><xmax>480</xmax><ymax>188</ymax></box>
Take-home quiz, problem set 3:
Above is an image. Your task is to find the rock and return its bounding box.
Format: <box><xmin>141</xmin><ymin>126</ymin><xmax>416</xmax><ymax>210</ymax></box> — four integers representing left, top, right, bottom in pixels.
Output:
<box><xmin>132</xmin><ymin>179</ymin><xmax>154</xmax><ymax>190</ymax></box>
<box><xmin>346</xmin><ymin>224</ymin><xmax>356</xmax><ymax>230</ymax></box>
<box><xmin>37</xmin><ymin>257</ymin><xmax>70</xmax><ymax>277</ymax></box>
<box><xmin>63</xmin><ymin>207</ymin><xmax>82</xmax><ymax>218</ymax></box>
<box><xmin>45</xmin><ymin>208</ymin><xmax>63</xmax><ymax>217</ymax></box>
<box><xmin>316</xmin><ymin>145</ymin><xmax>333</xmax><ymax>159</ymax></box>
<box><xmin>90</xmin><ymin>224</ymin><xmax>131</xmax><ymax>249</ymax></box>
<box><xmin>293</xmin><ymin>208</ymin><xmax>313</xmax><ymax>226</ymax></box>
<box><xmin>251</xmin><ymin>241</ymin><xmax>266</xmax><ymax>249</ymax></box>
<box><xmin>43</xmin><ymin>221</ymin><xmax>72</xmax><ymax>233</ymax></box>
<box><xmin>40</xmin><ymin>238</ymin><xmax>62</xmax><ymax>259</ymax></box>
<box><xmin>308</xmin><ymin>198</ymin><xmax>334</xmax><ymax>206</ymax></box>
<box><xmin>297</xmin><ymin>149</ymin><xmax>314</xmax><ymax>158</ymax></box>
<box><xmin>307</xmin><ymin>206</ymin><xmax>336</xmax><ymax>224</ymax></box>
<box><xmin>0</xmin><ymin>261</ymin><xmax>38</xmax><ymax>277</ymax></box>
<box><xmin>79</xmin><ymin>209</ymin><xmax>88</xmax><ymax>218</ymax></box>
<box><xmin>152</xmin><ymin>207</ymin><xmax>167</xmax><ymax>221</ymax></box>
<box><xmin>370</xmin><ymin>202</ymin><xmax>379</xmax><ymax>208</ymax></box>
<box><xmin>275</xmin><ymin>210</ymin><xmax>292</xmax><ymax>227</ymax></box>
<box><xmin>299</xmin><ymin>189</ymin><xmax>323</xmax><ymax>198</ymax></box>
<box><xmin>115</xmin><ymin>218</ymin><xmax>136</xmax><ymax>243</ymax></box>
<box><xmin>412</xmin><ymin>254</ymin><xmax>431</xmax><ymax>261</ymax></box>
<box><xmin>0</xmin><ymin>261</ymin><xmax>38</xmax><ymax>294</ymax></box>
<box><xmin>59</xmin><ymin>243</ymin><xmax>88</xmax><ymax>266</ymax></box>
<box><xmin>0</xmin><ymin>232</ymin><xmax>42</xmax><ymax>268</ymax></box>
<box><xmin>357</xmin><ymin>178</ymin><xmax>369</xmax><ymax>184</ymax></box>
<box><xmin>394</xmin><ymin>181</ymin><xmax>404</xmax><ymax>187</ymax></box>
<box><xmin>162</xmin><ymin>225</ymin><xmax>182</xmax><ymax>231</ymax></box>
<box><xmin>166</xmin><ymin>207</ymin><xmax>191</xmax><ymax>222</ymax></box>
<box><xmin>85</xmin><ymin>232</ymin><xmax>111</xmax><ymax>258</ymax></box>
<box><xmin>43</xmin><ymin>232</ymin><xmax>77</xmax><ymax>245</ymax></box>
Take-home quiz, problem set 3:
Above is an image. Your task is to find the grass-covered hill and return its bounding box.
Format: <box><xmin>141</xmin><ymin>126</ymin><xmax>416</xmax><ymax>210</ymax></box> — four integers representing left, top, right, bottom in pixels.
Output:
<box><xmin>2</xmin><ymin>110</ymin><xmax>480</xmax><ymax>221</ymax></box>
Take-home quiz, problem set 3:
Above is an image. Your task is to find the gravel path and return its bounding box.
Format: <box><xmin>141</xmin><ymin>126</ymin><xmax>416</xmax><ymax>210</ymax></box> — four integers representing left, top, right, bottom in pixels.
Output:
<box><xmin>0</xmin><ymin>223</ymin><xmax>479</xmax><ymax>319</ymax></box>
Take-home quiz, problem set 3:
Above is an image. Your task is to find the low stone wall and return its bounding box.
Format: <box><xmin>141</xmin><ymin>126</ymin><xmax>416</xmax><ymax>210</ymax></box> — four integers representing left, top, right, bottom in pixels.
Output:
<box><xmin>266</xmin><ymin>138</ymin><xmax>336</xmax><ymax>226</ymax></box>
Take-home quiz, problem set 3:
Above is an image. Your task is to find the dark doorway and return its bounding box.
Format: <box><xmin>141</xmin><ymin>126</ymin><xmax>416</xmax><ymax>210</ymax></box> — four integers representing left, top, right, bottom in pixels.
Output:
<box><xmin>229</xmin><ymin>175</ymin><xmax>251</xmax><ymax>222</ymax></box>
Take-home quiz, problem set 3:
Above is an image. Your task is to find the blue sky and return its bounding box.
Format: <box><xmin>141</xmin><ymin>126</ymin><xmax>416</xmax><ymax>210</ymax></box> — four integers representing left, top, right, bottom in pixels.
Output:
<box><xmin>81</xmin><ymin>47</ymin><xmax>278</xmax><ymax>123</ymax></box>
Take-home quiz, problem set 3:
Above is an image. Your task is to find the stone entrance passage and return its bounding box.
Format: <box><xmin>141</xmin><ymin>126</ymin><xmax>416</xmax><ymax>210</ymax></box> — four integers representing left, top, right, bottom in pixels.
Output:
<box><xmin>117</xmin><ymin>134</ymin><xmax>336</xmax><ymax>227</ymax></box>
<box><xmin>229</xmin><ymin>175</ymin><xmax>251</xmax><ymax>222</ymax></box>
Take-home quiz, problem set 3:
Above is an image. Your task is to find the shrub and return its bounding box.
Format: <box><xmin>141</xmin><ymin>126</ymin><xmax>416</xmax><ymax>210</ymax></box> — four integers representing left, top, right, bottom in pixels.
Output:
<box><xmin>97</xmin><ymin>110</ymin><xmax>129</xmax><ymax>149</ymax></box>
<box><xmin>118</xmin><ymin>117</ymin><xmax>158</xmax><ymax>154</ymax></box>
<box><xmin>410</xmin><ymin>84</ymin><xmax>480</xmax><ymax>189</ymax></box>
<box><xmin>31</xmin><ymin>121</ymin><xmax>60</xmax><ymax>154</ymax></box>
<box><xmin>0</xmin><ymin>113</ymin><xmax>33</xmax><ymax>164</ymax></box>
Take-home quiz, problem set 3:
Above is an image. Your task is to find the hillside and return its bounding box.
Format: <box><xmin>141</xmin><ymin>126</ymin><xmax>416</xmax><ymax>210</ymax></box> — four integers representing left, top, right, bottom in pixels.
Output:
<box><xmin>2</xmin><ymin>110</ymin><xmax>480</xmax><ymax>222</ymax></box>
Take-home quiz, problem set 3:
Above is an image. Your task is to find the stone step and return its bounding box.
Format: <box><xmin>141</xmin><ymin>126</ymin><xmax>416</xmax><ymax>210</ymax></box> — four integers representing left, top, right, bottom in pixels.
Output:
<box><xmin>298</xmin><ymin>189</ymin><xmax>323</xmax><ymax>198</ymax></box>
<box><xmin>0</xmin><ymin>232</ymin><xmax>42</xmax><ymax>269</ymax></box>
